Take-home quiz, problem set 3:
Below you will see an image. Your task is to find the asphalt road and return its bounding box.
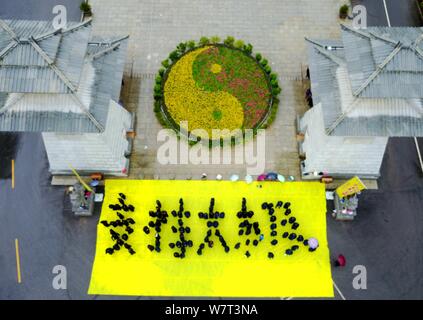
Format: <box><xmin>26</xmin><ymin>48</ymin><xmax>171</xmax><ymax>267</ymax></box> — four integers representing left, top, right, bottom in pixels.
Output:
<box><xmin>328</xmin><ymin>138</ymin><xmax>423</xmax><ymax>299</ymax></box>
<box><xmin>352</xmin><ymin>0</ymin><xmax>423</xmax><ymax>26</ymax></box>
<box><xmin>0</xmin><ymin>0</ymin><xmax>82</xmax><ymax>22</ymax></box>
<box><xmin>0</xmin><ymin>134</ymin><xmax>95</xmax><ymax>299</ymax></box>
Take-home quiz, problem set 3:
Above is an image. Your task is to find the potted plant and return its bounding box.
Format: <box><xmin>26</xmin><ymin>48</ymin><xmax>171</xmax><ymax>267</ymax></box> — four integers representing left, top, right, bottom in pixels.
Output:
<box><xmin>339</xmin><ymin>4</ymin><xmax>349</xmax><ymax>19</ymax></box>
<box><xmin>80</xmin><ymin>1</ymin><xmax>92</xmax><ymax>17</ymax></box>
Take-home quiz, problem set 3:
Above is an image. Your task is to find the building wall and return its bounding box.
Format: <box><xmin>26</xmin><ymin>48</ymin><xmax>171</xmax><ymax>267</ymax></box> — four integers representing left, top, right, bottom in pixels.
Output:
<box><xmin>300</xmin><ymin>103</ymin><xmax>388</xmax><ymax>179</ymax></box>
<box><xmin>42</xmin><ymin>100</ymin><xmax>132</xmax><ymax>175</ymax></box>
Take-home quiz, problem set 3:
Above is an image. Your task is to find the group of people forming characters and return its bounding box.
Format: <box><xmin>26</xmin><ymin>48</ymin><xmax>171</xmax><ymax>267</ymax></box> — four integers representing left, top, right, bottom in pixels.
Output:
<box><xmin>101</xmin><ymin>194</ymin><xmax>321</xmax><ymax>259</ymax></box>
<box><xmin>101</xmin><ymin>193</ymin><xmax>137</xmax><ymax>255</ymax></box>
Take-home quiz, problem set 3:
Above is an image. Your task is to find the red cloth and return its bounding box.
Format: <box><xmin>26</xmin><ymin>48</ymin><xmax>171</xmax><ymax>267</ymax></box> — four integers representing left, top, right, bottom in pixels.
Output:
<box><xmin>337</xmin><ymin>254</ymin><xmax>346</xmax><ymax>266</ymax></box>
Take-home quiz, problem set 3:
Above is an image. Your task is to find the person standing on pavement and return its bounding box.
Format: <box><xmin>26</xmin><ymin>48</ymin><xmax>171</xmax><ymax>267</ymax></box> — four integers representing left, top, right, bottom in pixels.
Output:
<box><xmin>334</xmin><ymin>254</ymin><xmax>346</xmax><ymax>267</ymax></box>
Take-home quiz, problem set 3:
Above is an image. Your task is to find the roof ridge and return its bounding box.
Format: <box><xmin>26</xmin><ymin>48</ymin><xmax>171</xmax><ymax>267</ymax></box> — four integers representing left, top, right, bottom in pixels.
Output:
<box><xmin>32</xmin><ymin>19</ymin><xmax>92</xmax><ymax>42</ymax></box>
<box><xmin>90</xmin><ymin>42</ymin><xmax>122</xmax><ymax>60</ymax></box>
<box><xmin>27</xmin><ymin>37</ymin><xmax>104</xmax><ymax>132</ymax></box>
<box><xmin>0</xmin><ymin>19</ymin><xmax>19</xmax><ymax>42</ymax></box>
<box><xmin>0</xmin><ymin>93</ymin><xmax>25</xmax><ymax>116</ymax></box>
<box><xmin>353</xmin><ymin>43</ymin><xmax>403</xmax><ymax>97</ymax></box>
<box><xmin>310</xmin><ymin>44</ymin><xmax>345</xmax><ymax>66</ymax></box>
<box><xmin>0</xmin><ymin>40</ymin><xmax>19</xmax><ymax>59</ymax></box>
<box><xmin>341</xmin><ymin>24</ymin><xmax>397</xmax><ymax>45</ymax></box>
<box><xmin>90</xmin><ymin>35</ymin><xmax>129</xmax><ymax>45</ymax></box>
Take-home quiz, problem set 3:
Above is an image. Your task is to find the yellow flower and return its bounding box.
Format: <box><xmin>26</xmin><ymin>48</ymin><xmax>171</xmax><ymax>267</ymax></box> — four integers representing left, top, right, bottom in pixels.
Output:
<box><xmin>210</xmin><ymin>63</ymin><xmax>222</xmax><ymax>74</ymax></box>
<box><xmin>164</xmin><ymin>47</ymin><xmax>244</xmax><ymax>138</ymax></box>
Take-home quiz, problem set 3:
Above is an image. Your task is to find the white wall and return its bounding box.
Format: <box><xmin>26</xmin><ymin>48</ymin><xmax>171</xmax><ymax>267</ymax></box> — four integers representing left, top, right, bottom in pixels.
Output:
<box><xmin>42</xmin><ymin>100</ymin><xmax>132</xmax><ymax>175</ymax></box>
<box><xmin>300</xmin><ymin>103</ymin><xmax>388</xmax><ymax>178</ymax></box>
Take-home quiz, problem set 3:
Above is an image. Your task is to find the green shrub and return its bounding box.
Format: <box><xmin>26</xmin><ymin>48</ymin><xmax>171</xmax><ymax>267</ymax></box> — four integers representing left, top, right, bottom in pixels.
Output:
<box><xmin>255</xmin><ymin>53</ymin><xmax>262</xmax><ymax>62</ymax></box>
<box><xmin>187</xmin><ymin>40</ymin><xmax>196</xmax><ymax>50</ymax></box>
<box><xmin>158</xmin><ymin>68</ymin><xmax>165</xmax><ymax>76</ymax></box>
<box><xmin>270</xmin><ymin>73</ymin><xmax>278</xmax><ymax>81</ymax></box>
<box><xmin>161</xmin><ymin>59</ymin><xmax>170</xmax><ymax>68</ymax></box>
<box><xmin>177</xmin><ymin>42</ymin><xmax>187</xmax><ymax>53</ymax></box>
<box><xmin>264</xmin><ymin>65</ymin><xmax>271</xmax><ymax>74</ymax></box>
<box><xmin>154</xmin><ymin>101</ymin><xmax>161</xmax><ymax>112</ymax></box>
<box><xmin>210</xmin><ymin>36</ymin><xmax>221</xmax><ymax>44</ymax></box>
<box><xmin>260</xmin><ymin>59</ymin><xmax>268</xmax><ymax>67</ymax></box>
<box><xmin>199</xmin><ymin>36</ymin><xmax>210</xmax><ymax>46</ymax></box>
<box><xmin>339</xmin><ymin>4</ymin><xmax>349</xmax><ymax>18</ymax></box>
<box><xmin>271</xmin><ymin>79</ymin><xmax>279</xmax><ymax>88</ymax></box>
<box><xmin>155</xmin><ymin>75</ymin><xmax>162</xmax><ymax>85</ymax></box>
<box><xmin>169</xmin><ymin>50</ymin><xmax>179</xmax><ymax>61</ymax></box>
<box><xmin>154</xmin><ymin>84</ymin><xmax>162</xmax><ymax>94</ymax></box>
<box><xmin>234</xmin><ymin>40</ymin><xmax>245</xmax><ymax>49</ymax></box>
<box><xmin>80</xmin><ymin>1</ymin><xmax>92</xmax><ymax>14</ymax></box>
<box><xmin>244</xmin><ymin>43</ymin><xmax>253</xmax><ymax>55</ymax></box>
<box><xmin>224</xmin><ymin>36</ymin><xmax>235</xmax><ymax>46</ymax></box>
<box><xmin>272</xmin><ymin>87</ymin><xmax>282</xmax><ymax>96</ymax></box>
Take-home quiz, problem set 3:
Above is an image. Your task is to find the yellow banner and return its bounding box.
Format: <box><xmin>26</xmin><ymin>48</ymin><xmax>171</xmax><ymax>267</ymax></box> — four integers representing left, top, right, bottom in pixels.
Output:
<box><xmin>89</xmin><ymin>180</ymin><xmax>333</xmax><ymax>297</ymax></box>
<box><xmin>336</xmin><ymin>176</ymin><xmax>366</xmax><ymax>198</ymax></box>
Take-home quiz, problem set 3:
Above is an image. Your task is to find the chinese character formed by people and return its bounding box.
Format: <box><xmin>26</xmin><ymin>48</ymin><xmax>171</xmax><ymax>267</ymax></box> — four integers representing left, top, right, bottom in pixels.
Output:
<box><xmin>101</xmin><ymin>193</ymin><xmax>136</xmax><ymax>255</ymax></box>
<box><xmin>143</xmin><ymin>200</ymin><xmax>169</xmax><ymax>253</ymax></box>
<box><xmin>197</xmin><ymin>198</ymin><xmax>229</xmax><ymax>255</ymax></box>
<box><xmin>168</xmin><ymin>198</ymin><xmax>193</xmax><ymax>259</ymax></box>
<box><xmin>235</xmin><ymin>197</ymin><xmax>261</xmax><ymax>258</ymax></box>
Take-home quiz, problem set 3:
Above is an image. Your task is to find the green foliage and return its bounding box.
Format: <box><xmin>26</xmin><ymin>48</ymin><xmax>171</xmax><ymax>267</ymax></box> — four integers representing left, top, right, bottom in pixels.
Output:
<box><xmin>161</xmin><ymin>59</ymin><xmax>170</xmax><ymax>68</ymax></box>
<box><xmin>223</xmin><ymin>36</ymin><xmax>235</xmax><ymax>47</ymax></box>
<box><xmin>177</xmin><ymin>42</ymin><xmax>187</xmax><ymax>53</ymax></box>
<box><xmin>154</xmin><ymin>100</ymin><xmax>162</xmax><ymax>112</ymax></box>
<box><xmin>210</xmin><ymin>36</ymin><xmax>221</xmax><ymax>44</ymax></box>
<box><xmin>260</xmin><ymin>59</ymin><xmax>268</xmax><ymax>67</ymax></box>
<box><xmin>244</xmin><ymin>43</ymin><xmax>253</xmax><ymax>55</ymax></box>
<box><xmin>169</xmin><ymin>50</ymin><xmax>180</xmax><ymax>62</ymax></box>
<box><xmin>158</xmin><ymin>68</ymin><xmax>165</xmax><ymax>76</ymax></box>
<box><xmin>187</xmin><ymin>40</ymin><xmax>196</xmax><ymax>50</ymax></box>
<box><xmin>155</xmin><ymin>75</ymin><xmax>163</xmax><ymax>85</ymax></box>
<box><xmin>199</xmin><ymin>36</ymin><xmax>210</xmax><ymax>46</ymax></box>
<box><xmin>154</xmin><ymin>84</ymin><xmax>162</xmax><ymax>96</ymax></box>
<box><xmin>270</xmin><ymin>73</ymin><xmax>278</xmax><ymax>81</ymax></box>
<box><xmin>255</xmin><ymin>53</ymin><xmax>262</xmax><ymax>62</ymax></box>
<box><xmin>272</xmin><ymin>87</ymin><xmax>282</xmax><ymax>96</ymax></box>
<box><xmin>270</xmin><ymin>79</ymin><xmax>279</xmax><ymax>88</ymax></box>
<box><xmin>80</xmin><ymin>1</ymin><xmax>92</xmax><ymax>13</ymax></box>
<box><xmin>261</xmin><ymin>97</ymin><xmax>279</xmax><ymax>129</ymax></box>
<box><xmin>264</xmin><ymin>65</ymin><xmax>271</xmax><ymax>74</ymax></box>
<box><xmin>234</xmin><ymin>39</ymin><xmax>245</xmax><ymax>49</ymax></box>
<box><xmin>339</xmin><ymin>4</ymin><xmax>349</xmax><ymax>16</ymax></box>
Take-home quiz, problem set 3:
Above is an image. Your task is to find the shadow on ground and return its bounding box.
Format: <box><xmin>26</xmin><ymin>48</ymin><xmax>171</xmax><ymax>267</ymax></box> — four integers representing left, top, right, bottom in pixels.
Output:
<box><xmin>0</xmin><ymin>133</ymin><xmax>20</xmax><ymax>179</ymax></box>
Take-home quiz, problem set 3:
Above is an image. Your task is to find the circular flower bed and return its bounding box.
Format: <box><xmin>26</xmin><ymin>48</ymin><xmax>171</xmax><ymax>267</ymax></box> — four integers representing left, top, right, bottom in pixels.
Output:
<box><xmin>154</xmin><ymin>37</ymin><xmax>281</xmax><ymax>143</ymax></box>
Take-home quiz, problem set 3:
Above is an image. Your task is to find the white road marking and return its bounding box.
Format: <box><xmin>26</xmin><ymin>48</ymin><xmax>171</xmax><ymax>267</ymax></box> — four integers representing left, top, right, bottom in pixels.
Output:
<box><xmin>414</xmin><ymin>137</ymin><xmax>423</xmax><ymax>173</ymax></box>
<box><xmin>333</xmin><ymin>280</ymin><xmax>346</xmax><ymax>300</ymax></box>
<box><xmin>382</xmin><ymin>0</ymin><xmax>392</xmax><ymax>27</ymax></box>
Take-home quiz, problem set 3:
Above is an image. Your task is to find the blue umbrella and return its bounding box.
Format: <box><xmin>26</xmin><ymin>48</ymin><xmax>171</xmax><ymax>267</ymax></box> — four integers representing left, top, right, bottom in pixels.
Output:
<box><xmin>266</xmin><ymin>172</ymin><xmax>278</xmax><ymax>181</ymax></box>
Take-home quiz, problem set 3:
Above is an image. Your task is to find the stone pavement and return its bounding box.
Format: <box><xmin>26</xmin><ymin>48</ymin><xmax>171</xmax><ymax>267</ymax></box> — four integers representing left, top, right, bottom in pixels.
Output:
<box><xmin>89</xmin><ymin>0</ymin><xmax>347</xmax><ymax>180</ymax></box>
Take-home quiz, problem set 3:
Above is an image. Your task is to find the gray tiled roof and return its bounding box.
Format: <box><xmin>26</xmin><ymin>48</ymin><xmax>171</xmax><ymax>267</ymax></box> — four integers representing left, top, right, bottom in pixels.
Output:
<box><xmin>341</xmin><ymin>25</ymin><xmax>423</xmax><ymax>99</ymax></box>
<box><xmin>0</xmin><ymin>19</ymin><xmax>128</xmax><ymax>133</ymax></box>
<box><xmin>305</xmin><ymin>25</ymin><xmax>423</xmax><ymax>138</ymax></box>
<box><xmin>0</xmin><ymin>19</ymin><xmax>91</xmax><ymax>93</ymax></box>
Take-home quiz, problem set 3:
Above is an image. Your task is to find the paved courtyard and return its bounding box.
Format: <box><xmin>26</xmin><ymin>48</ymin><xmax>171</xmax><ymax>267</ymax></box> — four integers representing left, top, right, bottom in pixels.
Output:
<box><xmin>90</xmin><ymin>0</ymin><xmax>347</xmax><ymax>180</ymax></box>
